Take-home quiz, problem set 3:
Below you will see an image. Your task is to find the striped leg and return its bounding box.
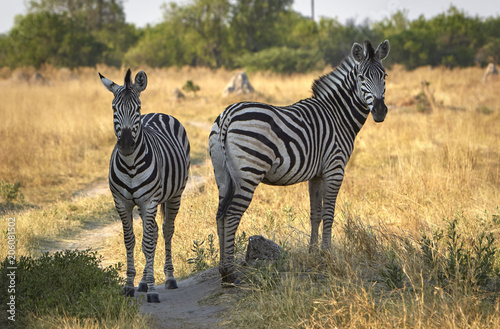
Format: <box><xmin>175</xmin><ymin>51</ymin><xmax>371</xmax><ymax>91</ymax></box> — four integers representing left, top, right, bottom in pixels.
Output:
<box><xmin>137</xmin><ymin>205</ymin><xmax>160</xmax><ymax>303</ymax></box>
<box><xmin>162</xmin><ymin>197</ymin><xmax>181</xmax><ymax>289</ymax></box>
<box><xmin>219</xmin><ymin>210</ymin><xmax>245</xmax><ymax>285</ymax></box>
<box><xmin>308</xmin><ymin>177</ymin><xmax>324</xmax><ymax>251</ymax></box>
<box><xmin>321</xmin><ymin>173</ymin><xmax>344</xmax><ymax>250</ymax></box>
<box><xmin>218</xmin><ymin>180</ymin><xmax>260</xmax><ymax>284</ymax></box>
<box><xmin>116</xmin><ymin>202</ymin><xmax>136</xmax><ymax>297</ymax></box>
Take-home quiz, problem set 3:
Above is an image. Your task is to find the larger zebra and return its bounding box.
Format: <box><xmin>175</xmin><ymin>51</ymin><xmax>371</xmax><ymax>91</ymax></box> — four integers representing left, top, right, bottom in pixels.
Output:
<box><xmin>209</xmin><ymin>40</ymin><xmax>390</xmax><ymax>283</ymax></box>
<box><xmin>99</xmin><ymin>69</ymin><xmax>190</xmax><ymax>303</ymax></box>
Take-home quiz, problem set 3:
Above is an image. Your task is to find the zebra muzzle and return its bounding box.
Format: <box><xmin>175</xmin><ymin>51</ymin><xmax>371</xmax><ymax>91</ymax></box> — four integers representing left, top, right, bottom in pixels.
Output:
<box><xmin>371</xmin><ymin>98</ymin><xmax>387</xmax><ymax>123</ymax></box>
<box><xmin>117</xmin><ymin>128</ymin><xmax>135</xmax><ymax>156</ymax></box>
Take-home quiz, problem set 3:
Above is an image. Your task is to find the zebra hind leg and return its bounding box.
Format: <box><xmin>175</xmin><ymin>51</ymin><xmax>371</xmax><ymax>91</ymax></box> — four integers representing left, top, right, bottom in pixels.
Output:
<box><xmin>162</xmin><ymin>199</ymin><xmax>180</xmax><ymax>289</ymax></box>
<box><xmin>308</xmin><ymin>177</ymin><xmax>324</xmax><ymax>252</ymax></box>
<box><xmin>219</xmin><ymin>183</ymin><xmax>258</xmax><ymax>286</ymax></box>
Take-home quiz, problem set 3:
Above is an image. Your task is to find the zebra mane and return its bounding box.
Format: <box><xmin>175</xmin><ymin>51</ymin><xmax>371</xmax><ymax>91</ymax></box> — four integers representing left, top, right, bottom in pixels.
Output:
<box><xmin>364</xmin><ymin>40</ymin><xmax>375</xmax><ymax>58</ymax></box>
<box><xmin>311</xmin><ymin>55</ymin><xmax>357</xmax><ymax>99</ymax></box>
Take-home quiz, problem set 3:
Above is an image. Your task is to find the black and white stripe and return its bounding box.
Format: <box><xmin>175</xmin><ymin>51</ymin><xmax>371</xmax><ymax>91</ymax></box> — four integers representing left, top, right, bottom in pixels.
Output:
<box><xmin>209</xmin><ymin>40</ymin><xmax>390</xmax><ymax>283</ymax></box>
<box><xmin>100</xmin><ymin>69</ymin><xmax>190</xmax><ymax>302</ymax></box>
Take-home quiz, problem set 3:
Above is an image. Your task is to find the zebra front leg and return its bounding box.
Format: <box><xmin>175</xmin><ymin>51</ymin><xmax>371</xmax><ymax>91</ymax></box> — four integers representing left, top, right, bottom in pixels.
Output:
<box><xmin>308</xmin><ymin>177</ymin><xmax>324</xmax><ymax>252</ymax></box>
<box><xmin>117</xmin><ymin>203</ymin><xmax>136</xmax><ymax>297</ymax></box>
<box><xmin>321</xmin><ymin>175</ymin><xmax>344</xmax><ymax>250</ymax></box>
<box><xmin>162</xmin><ymin>199</ymin><xmax>181</xmax><ymax>289</ymax></box>
<box><xmin>138</xmin><ymin>206</ymin><xmax>160</xmax><ymax>303</ymax></box>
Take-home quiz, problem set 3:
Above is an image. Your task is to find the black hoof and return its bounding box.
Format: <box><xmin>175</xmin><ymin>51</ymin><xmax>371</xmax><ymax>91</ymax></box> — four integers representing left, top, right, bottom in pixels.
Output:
<box><xmin>137</xmin><ymin>282</ymin><xmax>148</xmax><ymax>292</ymax></box>
<box><xmin>123</xmin><ymin>286</ymin><xmax>135</xmax><ymax>297</ymax></box>
<box><xmin>165</xmin><ymin>278</ymin><xmax>178</xmax><ymax>289</ymax></box>
<box><xmin>220</xmin><ymin>271</ymin><xmax>240</xmax><ymax>287</ymax></box>
<box><xmin>147</xmin><ymin>293</ymin><xmax>160</xmax><ymax>303</ymax></box>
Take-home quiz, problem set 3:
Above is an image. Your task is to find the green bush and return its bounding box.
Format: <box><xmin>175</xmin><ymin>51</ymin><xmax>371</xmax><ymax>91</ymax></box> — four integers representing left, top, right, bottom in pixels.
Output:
<box><xmin>187</xmin><ymin>234</ymin><xmax>218</xmax><ymax>273</ymax></box>
<box><xmin>237</xmin><ymin>47</ymin><xmax>323</xmax><ymax>73</ymax></box>
<box><xmin>0</xmin><ymin>249</ymin><xmax>140</xmax><ymax>327</ymax></box>
<box><xmin>187</xmin><ymin>232</ymin><xmax>248</xmax><ymax>274</ymax></box>
<box><xmin>182</xmin><ymin>80</ymin><xmax>200</xmax><ymax>96</ymax></box>
<box><xmin>0</xmin><ymin>180</ymin><xmax>23</xmax><ymax>204</ymax></box>
<box><xmin>420</xmin><ymin>216</ymin><xmax>499</xmax><ymax>290</ymax></box>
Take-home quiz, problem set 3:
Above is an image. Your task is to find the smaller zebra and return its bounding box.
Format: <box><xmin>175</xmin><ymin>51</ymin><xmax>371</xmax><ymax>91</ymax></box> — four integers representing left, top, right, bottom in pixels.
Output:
<box><xmin>100</xmin><ymin>69</ymin><xmax>190</xmax><ymax>303</ymax></box>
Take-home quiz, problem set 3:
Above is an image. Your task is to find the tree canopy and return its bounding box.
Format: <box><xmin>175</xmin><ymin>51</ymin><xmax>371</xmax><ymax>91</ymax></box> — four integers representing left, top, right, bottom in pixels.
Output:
<box><xmin>1</xmin><ymin>0</ymin><xmax>499</xmax><ymax>72</ymax></box>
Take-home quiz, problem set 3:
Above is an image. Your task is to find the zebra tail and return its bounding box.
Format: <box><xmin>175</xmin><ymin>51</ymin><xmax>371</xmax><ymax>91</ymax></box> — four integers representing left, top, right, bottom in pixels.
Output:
<box><xmin>212</xmin><ymin>117</ymin><xmax>236</xmax><ymax>222</ymax></box>
<box><xmin>216</xmin><ymin>169</ymin><xmax>234</xmax><ymax>221</ymax></box>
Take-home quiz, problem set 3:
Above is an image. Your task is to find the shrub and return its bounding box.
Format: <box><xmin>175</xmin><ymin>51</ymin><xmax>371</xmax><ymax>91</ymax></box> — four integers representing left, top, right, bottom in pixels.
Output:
<box><xmin>237</xmin><ymin>47</ymin><xmax>323</xmax><ymax>74</ymax></box>
<box><xmin>187</xmin><ymin>234</ymin><xmax>218</xmax><ymax>273</ymax></box>
<box><xmin>0</xmin><ymin>180</ymin><xmax>24</xmax><ymax>204</ymax></box>
<box><xmin>420</xmin><ymin>216</ymin><xmax>499</xmax><ymax>290</ymax></box>
<box><xmin>182</xmin><ymin>80</ymin><xmax>200</xmax><ymax>96</ymax></box>
<box><xmin>187</xmin><ymin>232</ymin><xmax>248</xmax><ymax>274</ymax></box>
<box><xmin>0</xmin><ymin>249</ymin><xmax>141</xmax><ymax>327</ymax></box>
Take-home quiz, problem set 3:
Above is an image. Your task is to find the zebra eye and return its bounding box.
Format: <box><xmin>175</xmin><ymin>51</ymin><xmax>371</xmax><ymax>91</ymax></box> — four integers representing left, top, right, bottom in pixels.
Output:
<box><xmin>359</xmin><ymin>75</ymin><xmax>365</xmax><ymax>82</ymax></box>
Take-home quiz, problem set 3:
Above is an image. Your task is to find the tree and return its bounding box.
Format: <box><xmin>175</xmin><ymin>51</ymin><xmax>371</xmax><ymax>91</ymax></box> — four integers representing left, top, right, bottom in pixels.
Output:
<box><xmin>124</xmin><ymin>22</ymin><xmax>183</xmax><ymax>68</ymax></box>
<box><xmin>17</xmin><ymin>0</ymin><xmax>139</xmax><ymax>67</ymax></box>
<box><xmin>27</xmin><ymin>0</ymin><xmax>126</xmax><ymax>31</ymax></box>
<box><xmin>371</xmin><ymin>10</ymin><xmax>410</xmax><ymax>39</ymax></box>
<box><xmin>5</xmin><ymin>12</ymin><xmax>105</xmax><ymax>68</ymax></box>
<box><xmin>161</xmin><ymin>0</ymin><xmax>232</xmax><ymax>67</ymax></box>
<box><xmin>480</xmin><ymin>16</ymin><xmax>500</xmax><ymax>64</ymax></box>
<box><xmin>317</xmin><ymin>18</ymin><xmax>380</xmax><ymax>67</ymax></box>
<box><xmin>230</xmin><ymin>0</ymin><xmax>294</xmax><ymax>52</ymax></box>
<box><xmin>427</xmin><ymin>6</ymin><xmax>482</xmax><ymax>67</ymax></box>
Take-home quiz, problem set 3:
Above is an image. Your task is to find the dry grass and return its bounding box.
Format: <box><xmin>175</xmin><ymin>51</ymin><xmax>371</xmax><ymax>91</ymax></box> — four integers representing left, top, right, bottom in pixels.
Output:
<box><xmin>1</xmin><ymin>64</ymin><xmax>499</xmax><ymax>327</ymax></box>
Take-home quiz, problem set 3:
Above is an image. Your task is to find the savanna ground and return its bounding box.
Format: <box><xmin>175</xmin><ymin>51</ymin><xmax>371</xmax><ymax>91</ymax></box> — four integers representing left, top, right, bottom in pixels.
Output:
<box><xmin>0</xmin><ymin>63</ymin><xmax>499</xmax><ymax>328</ymax></box>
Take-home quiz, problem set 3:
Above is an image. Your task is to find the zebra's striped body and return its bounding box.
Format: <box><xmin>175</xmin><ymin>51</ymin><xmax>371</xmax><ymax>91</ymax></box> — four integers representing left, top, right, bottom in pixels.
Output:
<box><xmin>209</xmin><ymin>40</ymin><xmax>390</xmax><ymax>283</ymax></box>
<box><xmin>100</xmin><ymin>70</ymin><xmax>190</xmax><ymax>302</ymax></box>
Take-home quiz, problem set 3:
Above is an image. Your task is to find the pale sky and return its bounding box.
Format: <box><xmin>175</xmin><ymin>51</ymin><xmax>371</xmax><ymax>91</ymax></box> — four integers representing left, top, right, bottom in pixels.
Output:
<box><xmin>1</xmin><ymin>0</ymin><xmax>499</xmax><ymax>35</ymax></box>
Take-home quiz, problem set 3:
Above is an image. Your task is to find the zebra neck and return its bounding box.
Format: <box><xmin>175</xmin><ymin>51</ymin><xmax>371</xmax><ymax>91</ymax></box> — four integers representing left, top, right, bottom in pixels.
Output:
<box><xmin>311</xmin><ymin>58</ymin><xmax>370</xmax><ymax>134</ymax></box>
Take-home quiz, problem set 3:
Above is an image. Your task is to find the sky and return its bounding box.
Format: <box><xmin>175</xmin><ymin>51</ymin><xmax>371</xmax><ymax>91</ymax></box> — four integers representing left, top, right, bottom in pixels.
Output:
<box><xmin>1</xmin><ymin>0</ymin><xmax>499</xmax><ymax>35</ymax></box>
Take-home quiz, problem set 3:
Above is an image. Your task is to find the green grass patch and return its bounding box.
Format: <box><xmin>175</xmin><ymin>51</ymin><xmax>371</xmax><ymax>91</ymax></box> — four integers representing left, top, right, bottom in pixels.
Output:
<box><xmin>0</xmin><ymin>249</ymin><xmax>149</xmax><ymax>328</ymax></box>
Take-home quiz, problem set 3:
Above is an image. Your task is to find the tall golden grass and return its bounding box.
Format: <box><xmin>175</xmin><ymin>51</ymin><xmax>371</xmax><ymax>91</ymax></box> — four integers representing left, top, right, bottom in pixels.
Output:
<box><xmin>1</xmin><ymin>64</ymin><xmax>499</xmax><ymax>327</ymax></box>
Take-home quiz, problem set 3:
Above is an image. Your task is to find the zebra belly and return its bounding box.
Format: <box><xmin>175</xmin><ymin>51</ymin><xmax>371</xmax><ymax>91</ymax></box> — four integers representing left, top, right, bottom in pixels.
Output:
<box><xmin>262</xmin><ymin>155</ymin><xmax>318</xmax><ymax>186</ymax></box>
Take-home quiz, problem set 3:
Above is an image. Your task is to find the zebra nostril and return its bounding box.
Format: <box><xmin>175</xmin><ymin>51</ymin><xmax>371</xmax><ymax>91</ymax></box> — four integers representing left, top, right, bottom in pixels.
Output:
<box><xmin>117</xmin><ymin>128</ymin><xmax>135</xmax><ymax>154</ymax></box>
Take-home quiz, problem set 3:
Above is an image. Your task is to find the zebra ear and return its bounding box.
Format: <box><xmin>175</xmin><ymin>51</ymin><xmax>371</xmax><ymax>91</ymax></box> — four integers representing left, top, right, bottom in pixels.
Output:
<box><xmin>351</xmin><ymin>42</ymin><xmax>365</xmax><ymax>63</ymax></box>
<box><xmin>99</xmin><ymin>72</ymin><xmax>120</xmax><ymax>94</ymax></box>
<box><xmin>133</xmin><ymin>71</ymin><xmax>148</xmax><ymax>94</ymax></box>
<box><xmin>375</xmin><ymin>40</ymin><xmax>390</xmax><ymax>61</ymax></box>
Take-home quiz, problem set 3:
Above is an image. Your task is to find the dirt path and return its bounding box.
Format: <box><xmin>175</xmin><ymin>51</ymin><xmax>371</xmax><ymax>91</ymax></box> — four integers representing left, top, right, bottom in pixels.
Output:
<box><xmin>43</xmin><ymin>174</ymin><xmax>236</xmax><ymax>328</ymax></box>
<box><xmin>138</xmin><ymin>268</ymin><xmax>231</xmax><ymax>329</ymax></box>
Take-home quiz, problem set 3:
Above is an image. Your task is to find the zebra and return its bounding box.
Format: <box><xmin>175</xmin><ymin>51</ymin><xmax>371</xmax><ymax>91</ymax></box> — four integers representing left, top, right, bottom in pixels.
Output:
<box><xmin>99</xmin><ymin>69</ymin><xmax>190</xmax><ymax>302</ymax></box>
<box><xmin>209</xmin><ymin>40</ymin><xmax>390</xmax><ymax>284</ymax></box>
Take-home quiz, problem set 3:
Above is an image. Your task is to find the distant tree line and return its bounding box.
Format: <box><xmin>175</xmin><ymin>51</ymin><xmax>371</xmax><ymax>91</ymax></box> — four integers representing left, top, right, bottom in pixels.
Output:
<box><xmin>1</xmin><ymin>0</ymin><xmax>499</xmax><ymax>72</ymax></box>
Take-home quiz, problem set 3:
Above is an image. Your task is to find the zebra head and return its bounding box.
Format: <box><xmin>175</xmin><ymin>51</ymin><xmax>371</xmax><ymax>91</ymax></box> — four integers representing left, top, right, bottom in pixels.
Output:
<box><xmin>99</xmin><ymin>69</ymin><xmax>148</xmax><ymax>156</ymax></box>
<box><xmin>352</xmin><ymin>40</ymin><xmax>390</xmax><ymax>122</ymax></box>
